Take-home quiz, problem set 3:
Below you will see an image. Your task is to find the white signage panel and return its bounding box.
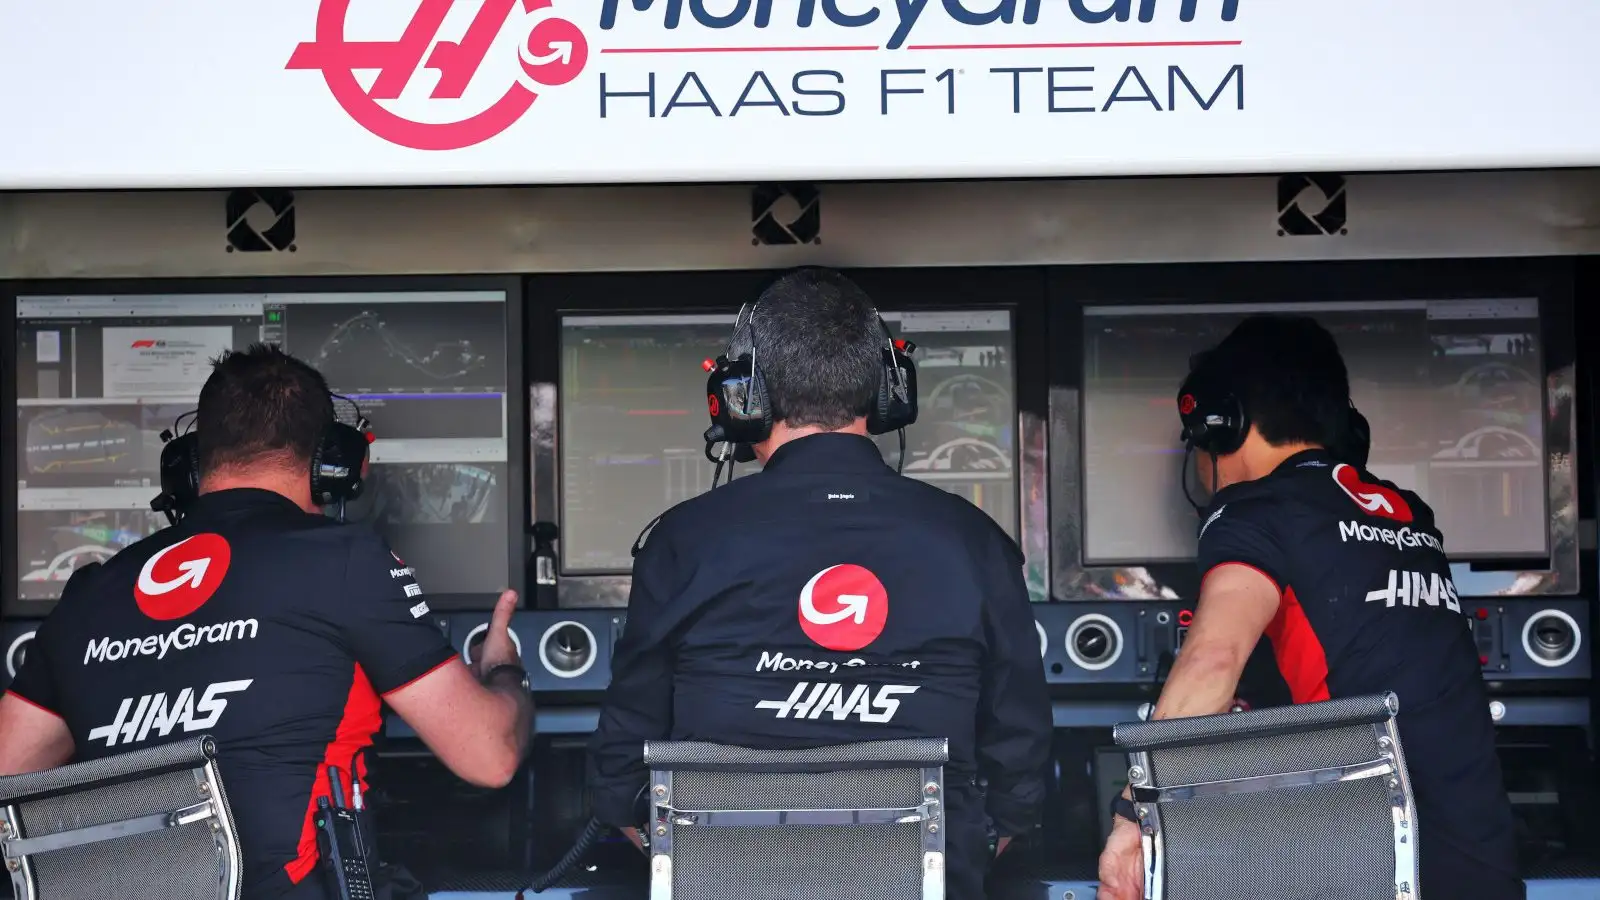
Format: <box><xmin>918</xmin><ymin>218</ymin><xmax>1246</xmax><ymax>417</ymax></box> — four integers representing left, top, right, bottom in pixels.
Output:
<box><xmin>0</xmin><ymin>0</ymin><xmax>1598</xmax><ymax>188</ymax></box>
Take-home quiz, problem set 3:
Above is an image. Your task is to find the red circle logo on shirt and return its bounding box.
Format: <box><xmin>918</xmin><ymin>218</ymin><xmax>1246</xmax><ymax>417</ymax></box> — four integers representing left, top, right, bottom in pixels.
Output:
<box><xmin>1331</xmin><ymin>464</ymin><xmax>1414</xmax><ymax>523</ymax></box>
<box><xmin>134</xmin><ymin>533</ymin><xmax>233</xmax><ymax>620</ymax></box>
<box><xmin>798</xmin><ymin>564</ymin><xmax>889</xmax><ymax>652</ymax></box>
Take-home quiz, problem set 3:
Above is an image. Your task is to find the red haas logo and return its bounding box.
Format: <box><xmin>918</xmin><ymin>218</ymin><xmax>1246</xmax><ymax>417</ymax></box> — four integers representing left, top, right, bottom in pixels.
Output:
<box><xmin>1331</xmin><ymin>464</ymin><xmax>1413</xmax><ymax>523</ymax></box>
<box><xmin>1178</xmin><ymin>394</ymin><xmax>1197</xmax><ymax>415</ymax></box>
<box><xmin>134</xmin><ymin>534</ymin><xmax>233</xmax><ymax>621</ymax></box>
<box><xmin>798</xmin><ymin>564</ymin><xmax>889</xmax><ymax>652</ymax></box>
<box><xmin>286</xmin><ymin>0</ymin><xmax>590</xmax><ymax>151</ymax></box>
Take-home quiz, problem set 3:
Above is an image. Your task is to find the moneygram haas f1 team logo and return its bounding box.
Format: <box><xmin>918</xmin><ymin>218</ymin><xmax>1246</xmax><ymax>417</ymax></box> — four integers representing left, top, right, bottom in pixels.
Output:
<box><xmin>135</xmin><ymin>534</ymin><xmax>233</xmax><ymax>621</ymax></box>
<box><xmin>1331</xmin><ymin>464</ymin><xmax>1413</xmax><ymax>524</ymax></box>
<box><xmin>286</xmin><ymin>0</ymin><xmax>590</xmax><ymax>151</ymax></box>
<box><xmin>799</xmin><ymin>564</ymin><xmax>889</xmax><ymax>652</ymax></box>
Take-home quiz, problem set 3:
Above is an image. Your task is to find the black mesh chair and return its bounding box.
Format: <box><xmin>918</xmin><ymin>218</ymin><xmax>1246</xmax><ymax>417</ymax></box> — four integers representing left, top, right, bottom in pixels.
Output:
<box><xmin>644</xmin><ymin>738</ymin><xmax>949</xmax><ymax>900</ymax></box>
<box><xmin>0</xmin><ymin>736</ymin><xmax>241</xmax><ymax>900</ymax></box>
<box><xmin>1112</xmin><ymin>692</ymin><xmax>1418</xmax><ymax>900</ymax></box>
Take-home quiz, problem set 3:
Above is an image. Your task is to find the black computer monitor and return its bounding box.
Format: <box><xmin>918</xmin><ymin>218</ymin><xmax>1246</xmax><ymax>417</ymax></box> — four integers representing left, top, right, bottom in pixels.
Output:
<box><xmin>558</xmin><ymin>309</ymin><xmax>1018</xmax><ymax>574</ymax></box>
<box><xmin>9</xmin><ymin>288</ymin><xmax>520</xmax><ymax>616</ymax></box>
<box><xmin>1079</xmin><ymin>298</ymin><xmax>1549</xmax><ymax>566</ymax></box>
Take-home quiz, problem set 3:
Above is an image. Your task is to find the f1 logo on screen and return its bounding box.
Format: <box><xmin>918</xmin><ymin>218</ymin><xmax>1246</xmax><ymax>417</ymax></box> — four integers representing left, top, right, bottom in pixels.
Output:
<box><xmin>1331</xmin><ymin>464</ymin><xmax>1413</xmax><ymax>524</ymax></box>
<box><xmin>799</xmin><ymin>564</ymin><xmax>889</xmax><ymax>652</ymax></box>
<box><xmin>285</xmin><ymin>0</ymin><xmax>590</xmax><ymax>151</ymax></box>
<box><xmin>135</xmin><ymin>534</ymin><xmax>233</xmax><ymax>621</ymax></box>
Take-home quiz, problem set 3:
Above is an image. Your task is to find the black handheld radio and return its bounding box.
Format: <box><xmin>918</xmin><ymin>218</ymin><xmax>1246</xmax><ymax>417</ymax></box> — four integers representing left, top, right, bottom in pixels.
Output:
<box><xmin>316</xmin><ymin>764</ymin><xmax>376</xmax><ymax>900</ymax></box>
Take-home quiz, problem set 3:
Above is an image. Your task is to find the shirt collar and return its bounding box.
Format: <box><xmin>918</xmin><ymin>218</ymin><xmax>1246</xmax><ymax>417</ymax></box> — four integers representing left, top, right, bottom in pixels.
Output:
<box><xmin>188</xmin><ymin>487</ymin><xmax>306</xmax><ymax>518</ymax></box>
<box><xmin>761</xmin><ymin>433</ymin><xmax>891</xmax><ymax>475</ymax></box>
<box><xmin>1274</xmin><ymin>447</ymin><xmax>1336</xmax><ymax>473</ymax></box>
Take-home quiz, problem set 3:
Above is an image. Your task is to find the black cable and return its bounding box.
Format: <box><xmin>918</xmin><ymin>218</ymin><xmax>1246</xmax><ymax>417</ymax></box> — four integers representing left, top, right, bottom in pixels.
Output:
<box><xmin>522</xmin><ymin>817</ymin><xmax>607</xmax><ymax>895</ymax></box>
<box><xmin>896</xmin><ymin>429</ymin><xmax>906</xmax><ymax>474</ymax></box>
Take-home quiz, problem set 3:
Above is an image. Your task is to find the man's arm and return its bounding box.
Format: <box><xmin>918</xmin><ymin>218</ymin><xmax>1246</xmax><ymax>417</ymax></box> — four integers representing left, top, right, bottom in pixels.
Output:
<box><xmin>1150</xmin><ymin>564</ymin><xmax>1281</xmax><ymax>719</ymax></box>
<box><xmin>1100</xmin><ymin>501</ymin><xmax>1286</xmax><ymax>900</ymax></box>
<box><xmin>1152</xmin><ymin>499</ymin><xmax>1287</xmax><ymax>719</ymax></box>
<box><xmin>0</xmin><ymin>694</ymin><xmax>72</xmax><ymax>776</ymax></box>
<box><xmin>0</xmin><ymin>571</ymin><xmax>91</xmax><ymax>775</ymax></box>
<box><xmin>588</xmin><ymin>529</ymin><xmax>678</xmax><ymax>838</ymax></box>
<box><xmin>383</xmin><ymin>590</ymin><xmax>533</xmax><ymax>788</ymax></box>
<box><xmin>339</xmin><ymin>535</ymin><xmax>532</xmax><ymax>788</ymax></box>
<box><xmin>975</xmin><ymin>535</ymin><xmax>1053</xmax><ymax>845</ymax></box>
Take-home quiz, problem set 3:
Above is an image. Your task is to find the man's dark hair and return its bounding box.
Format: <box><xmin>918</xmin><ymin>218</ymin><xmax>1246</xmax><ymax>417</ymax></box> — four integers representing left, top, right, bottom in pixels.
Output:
<box><xmin>196</xmin><ymin>343</ymin><xmax>334</xmax><ymax>475</ymax></box>
<box><xmin>1208</xmin><ymin>314</ymin><xmax>1352</xmax><ymax>449</ymax></box>
<box><xmin>748</xmin><ymin>268</ymin><xmax>885</xmax><ymax>430</ymax></box>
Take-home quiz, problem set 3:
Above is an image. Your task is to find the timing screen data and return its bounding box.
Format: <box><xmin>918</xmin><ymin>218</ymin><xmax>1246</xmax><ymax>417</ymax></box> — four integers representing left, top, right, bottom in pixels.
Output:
<box><xmin>13</xmin><ymin>292</ymin><xmax>513</xmax><ymax>600</ymax></box>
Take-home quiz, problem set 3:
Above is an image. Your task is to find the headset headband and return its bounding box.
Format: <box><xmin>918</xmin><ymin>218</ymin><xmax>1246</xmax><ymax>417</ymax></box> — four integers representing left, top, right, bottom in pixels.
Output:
<box><xmin>701</xmin><ymin>271</ymin><xmax>918</xmax><ymax>456</ymax></box>
<box><xmin>1176</xmin><ymin>344</ymin><xmax>1370</xmax><ymax>468</ymax></box>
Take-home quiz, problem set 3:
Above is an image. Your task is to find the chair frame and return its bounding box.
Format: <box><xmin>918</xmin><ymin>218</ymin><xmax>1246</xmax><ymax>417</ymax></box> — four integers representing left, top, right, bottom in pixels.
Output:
<box><xmin>645</xmin><ymin>740</ymin><xmax>948</xmax><ymax>900</ymax></box>
<box><xmin>1123</xmin><ymin>693</ymin><xmax>1418</xmax><ymax>900</ymax></box>
<box><xmin>0</xmin><ymin>736</ymin><xmax>242</xmax><ymax>900</ymax></box>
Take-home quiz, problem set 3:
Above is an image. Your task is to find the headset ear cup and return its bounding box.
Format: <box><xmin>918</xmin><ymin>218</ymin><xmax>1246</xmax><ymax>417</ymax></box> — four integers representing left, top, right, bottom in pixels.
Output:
<box><xmin>1176</xmin><ymin>368</ymin><xmax>1247</xmax><ymax>456</ymax></box>
<box><xmin>867</xmin><ymin>317</ymin><xmax>919</xmax><ymax>435</ymax></box>
<box><xmin>158</xmin><ymin>432</ymin><xmax>203</xmax><ymax>510</ymax></box>
<box><xmin>311</xmin><ymin>422</ymin><xmax>371</xmax><ymax>505</ymax></box>
<box><xmin>868</xmin><ymin>346</ymin><xmax>918</xmax><ymax>435</ymax></box>
<box><xmin>704</xmin><ymin>355</ymin><xmax>772</xmax><ymax>446</ymax></box>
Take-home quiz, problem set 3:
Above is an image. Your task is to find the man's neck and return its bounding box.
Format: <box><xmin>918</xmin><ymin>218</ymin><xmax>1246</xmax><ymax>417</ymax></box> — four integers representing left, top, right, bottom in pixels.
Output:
<box><xmin>199</xmin><ymin>470</ymin><xmax>318</xmax><ymax>512</ymax></box>
<box><xmin>752</xmin><ymin>419</ymin><xmax>870</xmax><ymax>464</ymax></box>
<box><xmin>1239</xmin><ymin>441</ymin><xmax>1323</xmax><ymax>482</ymax></box>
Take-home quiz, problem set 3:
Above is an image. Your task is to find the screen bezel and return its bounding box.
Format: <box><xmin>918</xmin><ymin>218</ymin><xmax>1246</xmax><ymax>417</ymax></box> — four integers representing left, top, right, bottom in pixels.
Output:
<box><xmin>2</xmin><ymin>275</ymin><xmax>528</xmax><ymax>618</ymax></box>
<box><xmin>1047</xmin><ymin>258</ymin><xmax>1579</xmax><ymax>603</ymax></box>
<box><xmin>528</xmin><ymin>267</ymin><xmax>1050</xmax><ymax>606</ymax></box>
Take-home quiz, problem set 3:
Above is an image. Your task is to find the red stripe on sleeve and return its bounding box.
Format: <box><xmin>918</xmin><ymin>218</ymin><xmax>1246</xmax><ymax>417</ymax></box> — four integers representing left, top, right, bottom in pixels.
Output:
<box><xmin>4</xmin><ymin>690</ymin><xmax>63</xmax><ymax>721</ymax></box>
<box><xmin>1263</xmin><ymin>586</ymin><xmax>1332</xmax><ymax>704</ymax></box>
<box><xmin>380</xmin><ymin>655</ymin><xmax>460</xmax><ymax>697</ymax></box>
<box><xmin>284</xmin><ymin>665</ymin><xmax>382</xmax><ymax>885</ymax></box>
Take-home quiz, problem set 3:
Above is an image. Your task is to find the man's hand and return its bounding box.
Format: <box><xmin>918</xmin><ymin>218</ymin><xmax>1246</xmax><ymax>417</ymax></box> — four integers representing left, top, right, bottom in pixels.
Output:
<box><xmin>474</xmin><ymin>589</ymin><xmax>522</xmax><ymax>679</ymax></box>
<box><xmin>1098</xmin><ymin>817</ymin><xmax>1145</xmax><ymax>900</ymax></box>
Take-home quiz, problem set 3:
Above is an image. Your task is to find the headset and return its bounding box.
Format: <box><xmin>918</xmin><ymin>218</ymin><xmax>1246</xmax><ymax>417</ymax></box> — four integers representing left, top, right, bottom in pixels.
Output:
<box><xmin>150</xmin><ymin>394</ymin><xmax>375</xmax><ymax>525</ymax></box>
<box><xmin>1176</xmin><ymin>347</ymin><xmax>1372</xmax><ymax>508</ymax></box>
<box><xmin>700</xmin><ymin>269</ymin><xmax>920</xmax><ymax>476</ymax></box>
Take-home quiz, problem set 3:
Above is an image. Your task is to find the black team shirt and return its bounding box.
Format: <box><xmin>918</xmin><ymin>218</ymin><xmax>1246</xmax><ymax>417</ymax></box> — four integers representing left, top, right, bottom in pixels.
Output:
<box><xmin>1198</xmin><ymin>449</ymin><xmax>1522</xmax><ymax>899</ymax></box>
<box><xmin>6</xmin><ymin>489</ymin><xmax>459</xmax><ymax>899</ymax></box>
<box><xmin>588</xmin><ymin>433</ymin><xmax>1053</xmax><ymax>900</ymax></box>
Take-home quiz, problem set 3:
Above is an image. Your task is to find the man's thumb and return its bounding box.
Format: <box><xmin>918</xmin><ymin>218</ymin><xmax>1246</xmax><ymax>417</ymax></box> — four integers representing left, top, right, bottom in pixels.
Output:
<box><xmin>491</xmin><ymin>589</ymin><xmax>519</xmax><ymax>630</ymax></box>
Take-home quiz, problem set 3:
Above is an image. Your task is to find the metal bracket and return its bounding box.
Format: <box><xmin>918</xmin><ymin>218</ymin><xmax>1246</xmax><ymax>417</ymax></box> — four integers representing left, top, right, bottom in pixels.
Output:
<box><xmin>661</xmin><ymin>802</ymin><xmax>936</xmax><ymax>827</ymax></box>
<box><xmin>1130</xmin><ymin>758</ymin><xmax>1395</xmax><ymax>803</ymax></box>
<box><xmin>2</xmin><ymin>801</ymin><xmax>215</xmax><ymax>859</ymax></box>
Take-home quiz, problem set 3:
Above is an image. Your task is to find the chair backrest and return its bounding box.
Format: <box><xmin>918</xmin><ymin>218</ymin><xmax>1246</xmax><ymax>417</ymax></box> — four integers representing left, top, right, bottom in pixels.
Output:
<box><xmin>645</xmin><ymin>738</ymin><xmax>949</xmax><ymax>900</ymax></box>
<box><xmin>0</xmin><ymin>736</ymin><xmax>241</xmax><ymax>900</ymax></box>
<box><xmin>1112</xmin><ymin>692</ymin><xmax>1417</xmax><ymax>900</ymax></box>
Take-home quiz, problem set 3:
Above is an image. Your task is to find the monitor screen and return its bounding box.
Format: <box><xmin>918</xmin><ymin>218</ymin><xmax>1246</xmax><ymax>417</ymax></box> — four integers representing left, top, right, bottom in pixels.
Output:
<box><xmin>13</xmin><ymin>290</ymin><xmax>513</xmax><ymax>603</ymax></box>
<box><xmin>559</xmin><ymin>310</ymin><xmax>1016</xmax><ymax>573</ymax></box>
<box><xmin>1081</xmin><ymin>299</ymin><xmax>1548</xmax><ymax>564</ymax></box>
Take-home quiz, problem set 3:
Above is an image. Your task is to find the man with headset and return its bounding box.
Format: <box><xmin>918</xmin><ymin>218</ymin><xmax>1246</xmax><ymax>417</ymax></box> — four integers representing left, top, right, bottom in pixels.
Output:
<box><xmin>0</xmin><ymin>344</ymin><xmax>535</xmax><ymax>899</ymax></box>
<box><xmin>588</xmin><ymin>268</ymin><xmax>1053</xmax><ymax>900</ymax></box>
<box><xmin>1097</xmin><ymin>316</ymin><xmax>1521</xmax><ymax>900</ymax></box>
